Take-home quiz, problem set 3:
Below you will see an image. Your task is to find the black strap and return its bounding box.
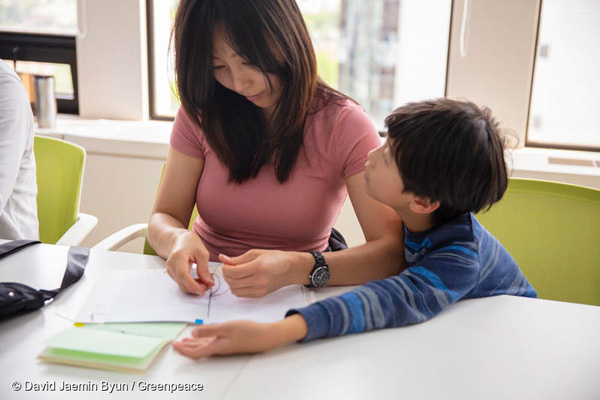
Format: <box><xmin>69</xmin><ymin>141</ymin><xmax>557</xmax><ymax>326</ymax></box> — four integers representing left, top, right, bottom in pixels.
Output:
<box><xmin>0</xmin><ymin>240</ymin><xmax>89</xmax><ymax>301</ymax></box>
<box><xmin>0</xmin><ymin>240</ymin><xmax>41</xmax><ymax>260</ymax></box>
<box><xmin>39</xmin><ymin>246</ymin><xmax>89</xmax><ymax>300</ymax></box>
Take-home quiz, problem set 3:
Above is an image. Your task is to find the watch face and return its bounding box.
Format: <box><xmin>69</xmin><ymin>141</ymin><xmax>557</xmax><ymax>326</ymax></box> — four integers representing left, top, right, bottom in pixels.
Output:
<box><xmin>311</xmin><ymin>266</ymin><xmax>330</xmax><ymax>288</ymax></box>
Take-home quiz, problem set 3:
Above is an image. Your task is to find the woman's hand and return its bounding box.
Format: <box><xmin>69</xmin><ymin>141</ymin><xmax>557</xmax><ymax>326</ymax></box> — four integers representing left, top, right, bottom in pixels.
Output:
<box><xmin>172</xmin><ymin>315</ymin><xmax>308</xmax><ymax>359</ymax></box>
<box><xmin>219</xmin><ymin>250</ymin><xmax>311</xmax><ymax>298</ymax></box>
<box><xmin>166</xmin><ymin>231</ymin><xmax>214</xmax><ymax>295</ymax></box>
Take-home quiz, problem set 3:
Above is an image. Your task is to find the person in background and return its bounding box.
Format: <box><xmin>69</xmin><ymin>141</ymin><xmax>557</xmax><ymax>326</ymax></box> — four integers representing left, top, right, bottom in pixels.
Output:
<box><xmin>0</xmin><ymin>60</ymin><xmax>38</xmax><ymax>240</ymax></box>
<box><xmin>147</xmin><ymin>0</ymin><xmax>404</xmax><ymax>298</ymax></box>
<box><xmin>172</xmin><ymin>98</ymin><xmax>538</xmax><ymax>359</ymax></box>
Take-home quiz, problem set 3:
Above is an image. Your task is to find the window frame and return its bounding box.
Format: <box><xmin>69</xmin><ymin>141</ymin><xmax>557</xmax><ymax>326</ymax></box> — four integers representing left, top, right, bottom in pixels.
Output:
<box><xmin>0</xmin><ymin>31</ymin><xmax>79</xmax><ymax>114</ymax></box>
<box><xmin>523</xmin><ymin>0</ymin><xmax>599</xmax><ymax>153</ymax></box>
<box><xmin>146</xmin><ymin>0</ymin><xmax>173</xmax><ymax>121</ymax></box>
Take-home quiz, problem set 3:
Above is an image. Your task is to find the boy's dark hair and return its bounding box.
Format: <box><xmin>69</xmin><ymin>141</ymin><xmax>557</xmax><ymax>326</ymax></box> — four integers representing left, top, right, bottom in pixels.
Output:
<box><xmin>385</xmin><ymin>98</ymin><xmax>508</xmax><ymax>225</ymax></box>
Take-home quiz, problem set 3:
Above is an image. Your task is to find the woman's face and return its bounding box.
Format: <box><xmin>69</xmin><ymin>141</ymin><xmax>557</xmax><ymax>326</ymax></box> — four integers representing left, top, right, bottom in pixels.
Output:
<box><xmin>212</xmin><ymin>25</ymin><xmax>283</xmax><ymax>118</ymax></box>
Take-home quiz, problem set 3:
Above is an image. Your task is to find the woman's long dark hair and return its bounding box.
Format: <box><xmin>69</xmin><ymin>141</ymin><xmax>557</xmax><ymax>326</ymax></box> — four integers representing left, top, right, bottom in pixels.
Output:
<box><xmin>173</xmin><ymin>0</ymin><xmax>348</xmax><ymax>183</ymax></box>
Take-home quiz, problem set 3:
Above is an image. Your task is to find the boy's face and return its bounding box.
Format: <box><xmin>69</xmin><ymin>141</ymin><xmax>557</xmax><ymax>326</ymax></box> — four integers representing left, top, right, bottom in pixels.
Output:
<box><xmin>364</xmin><ymin>140</ymin><xmax>414</xmax><ymax>211</ymax></box>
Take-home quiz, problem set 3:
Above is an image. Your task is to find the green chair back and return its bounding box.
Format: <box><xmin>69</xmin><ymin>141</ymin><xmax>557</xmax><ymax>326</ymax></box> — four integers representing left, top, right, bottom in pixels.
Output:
<box><xmin>475</xmin><ymin>178</ymin><xmax>600</xmax><ymax>306</ymax></box>
<box><xmin>34</xmin><ymin>136</ymin><xmax>85</xmax><ymax>244</ymax></box>
<box><xmin>142</xmin><ymin>166</ymin><xmax>198</xmax><ymax>256</ymax></box>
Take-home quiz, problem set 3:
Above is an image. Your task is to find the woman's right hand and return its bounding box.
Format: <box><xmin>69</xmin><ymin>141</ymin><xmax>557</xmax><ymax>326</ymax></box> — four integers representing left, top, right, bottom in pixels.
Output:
<box><xmin>165</xmin><ymin>231</ymin><xmax>214</xmax><ymax>295</ymax></box>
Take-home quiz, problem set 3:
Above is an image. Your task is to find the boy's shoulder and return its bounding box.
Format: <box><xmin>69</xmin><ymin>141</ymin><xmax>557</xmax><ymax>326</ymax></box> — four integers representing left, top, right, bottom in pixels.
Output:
<box><xmin>407</xmin><ymin>214</ymin><xmax>478</xmax><ymax>247</ymax></box>
<box><xmin>404</xmin><ymin>213</ymin><xmax>480</xmax><ymax>262</ymax></box>
<box><xmin>434</xmin><ymin>213</ymin><xmax>479</xmax><ymax>240</ymax></box>
<box><xmin>403</xmin><ymin>213</ymin><xmax>537</xmax><ymax>300</ymax></box>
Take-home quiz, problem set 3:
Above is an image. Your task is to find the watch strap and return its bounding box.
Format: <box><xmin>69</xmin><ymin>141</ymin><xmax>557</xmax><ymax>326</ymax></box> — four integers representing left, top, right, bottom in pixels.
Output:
<box><xmin>306</xmin><ymin>251</ymin><xmax>329</xmax><ymax>288</ymax></box>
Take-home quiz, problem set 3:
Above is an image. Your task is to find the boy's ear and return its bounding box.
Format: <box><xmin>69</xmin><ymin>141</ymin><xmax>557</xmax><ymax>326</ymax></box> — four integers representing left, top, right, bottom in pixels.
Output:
<box><xmin>409</xmin><ymin>197</ymin><xmax>440</xmax><ymax>214</ymax></box>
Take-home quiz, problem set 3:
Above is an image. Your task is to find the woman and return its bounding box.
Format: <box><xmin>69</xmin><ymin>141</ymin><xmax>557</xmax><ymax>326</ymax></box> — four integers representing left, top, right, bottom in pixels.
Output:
<box><xmin>147</xmin><ymin>0</ymin><xmax>404</xmax><ymax>297</ymax></box>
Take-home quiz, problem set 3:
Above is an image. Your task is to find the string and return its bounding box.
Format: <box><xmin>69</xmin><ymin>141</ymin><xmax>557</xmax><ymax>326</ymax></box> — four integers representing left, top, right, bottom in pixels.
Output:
<box><xmin>206</xmin><ymin>273</ymin><xmax>230</xmax><ymax>318</ymax></box>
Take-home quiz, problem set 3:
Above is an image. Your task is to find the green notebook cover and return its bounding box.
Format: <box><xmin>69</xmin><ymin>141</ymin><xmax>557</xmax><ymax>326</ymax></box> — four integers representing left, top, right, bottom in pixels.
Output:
<box><xmin>38</xmin><ymin>323</ymin><xmax>186</xmax><ymax>373</ymax></box>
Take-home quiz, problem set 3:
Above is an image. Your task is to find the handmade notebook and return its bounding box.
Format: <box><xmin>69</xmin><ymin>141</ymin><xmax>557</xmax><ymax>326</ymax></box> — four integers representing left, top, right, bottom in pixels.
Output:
<box><xmin>38</xmin><ymin>322</ymin><xmax>186</xmax><ymax>373</ymax></box>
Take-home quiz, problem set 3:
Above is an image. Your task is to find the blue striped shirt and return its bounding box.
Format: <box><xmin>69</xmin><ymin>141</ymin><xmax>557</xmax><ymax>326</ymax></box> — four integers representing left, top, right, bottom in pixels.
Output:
<box><xmin>288</xmin><ymin>213</ymin><xmax>537</xmax><ymax>342</ymax></box>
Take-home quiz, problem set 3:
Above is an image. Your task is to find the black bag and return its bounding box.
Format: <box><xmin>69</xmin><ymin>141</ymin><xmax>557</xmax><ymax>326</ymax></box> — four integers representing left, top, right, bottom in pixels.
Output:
<box><xmin>0</xmin><ymin>240</ymin><xmax>89</xmax><ymax>318</ymax></box>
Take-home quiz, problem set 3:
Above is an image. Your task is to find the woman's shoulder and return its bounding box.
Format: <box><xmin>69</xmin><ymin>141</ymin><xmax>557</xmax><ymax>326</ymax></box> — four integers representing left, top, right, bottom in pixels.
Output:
<box><xmin>173</xmin><ymin>107</ymin><xmax>207</xmax><ymax>137</ymax></box>
<box><xmin>304</xmin><ymin>93</ymin><xmax>380</xmax><ymax>167</ymax></box>
<box><xmin>312</xmin><ymin>92</ymin><xmax>361</xmax><ymax>114</ymax></box>
<box><xmin>174</xmin><ymin>107</ymin><xmax>199</xmax><ymax>130</ymax></box>
<box><xmin>306</xmin><ymin>90</ymin><xmax>379</xmax><ymax>148</ymax></box>
<box><xmin>309</xmin><ymin>95</ymin><xmax>374</xmax><ymax>131</ymax></box>
<box><xmin>171</xmin><ymin>107</ymin><xmax>207</xmax><ymax>155</ymax></box>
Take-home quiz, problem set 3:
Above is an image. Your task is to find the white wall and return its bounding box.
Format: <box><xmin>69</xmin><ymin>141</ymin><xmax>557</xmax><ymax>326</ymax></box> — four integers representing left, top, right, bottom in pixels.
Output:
<box><xmin>446</xmin><ymin>0</ymin><xmax>540</xmax><ymax>145</ymax></box>
<box><xmin>76</xmin><ymin>151</ymin><xmax>164</xmax><ymax>251</ymax></box>
<box><xmin>76</xmin><ymin>0</ymin><xmax>149</xmax><ymax>120</ymax></box>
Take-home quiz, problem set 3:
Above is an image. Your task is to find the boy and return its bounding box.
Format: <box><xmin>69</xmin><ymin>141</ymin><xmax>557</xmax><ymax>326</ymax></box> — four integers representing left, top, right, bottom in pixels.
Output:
<box><xmin>173</xmin><ymin>98</ymin><xmax>537</xmax><ymax>358</ymax></box>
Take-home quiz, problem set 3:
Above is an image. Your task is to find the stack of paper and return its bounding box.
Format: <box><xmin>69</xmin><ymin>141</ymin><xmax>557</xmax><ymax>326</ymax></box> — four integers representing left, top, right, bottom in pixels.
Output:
<box><xmin>38</xmin><ymin>323</ymin><xmax>186</xmax><ymax>373</ymax></box>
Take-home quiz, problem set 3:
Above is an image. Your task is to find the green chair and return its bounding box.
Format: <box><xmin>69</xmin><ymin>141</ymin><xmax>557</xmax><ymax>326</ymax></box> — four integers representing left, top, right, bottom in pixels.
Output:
<box><xmin>34</xmin><ymin>136</ymin><xmax>98</xmax><ymax>245</ymax></box>
<box><xmin>93</xmin><ymin>166</ymin><xmax>198</xmax><ymax>255</ymax></box>
<box><xmin>475</xmin><ymin>178</ymin><xmax>600</xmax><ymax>306</ymax></box>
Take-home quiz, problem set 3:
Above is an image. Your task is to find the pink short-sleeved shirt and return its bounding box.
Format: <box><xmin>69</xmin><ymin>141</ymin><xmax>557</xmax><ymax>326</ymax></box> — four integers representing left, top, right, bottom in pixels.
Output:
<box><xmin>170</xmin><ymin>99</ymin><xmax>381</xmax><ymax>261</ymax></box>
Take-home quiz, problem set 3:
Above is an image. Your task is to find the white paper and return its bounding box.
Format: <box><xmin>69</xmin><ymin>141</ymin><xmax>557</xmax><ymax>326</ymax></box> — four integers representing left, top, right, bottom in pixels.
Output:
<box><xmin>75</xmin><ymin>264</ymin><xmax>307</xmax><ymax>324</ymax></box>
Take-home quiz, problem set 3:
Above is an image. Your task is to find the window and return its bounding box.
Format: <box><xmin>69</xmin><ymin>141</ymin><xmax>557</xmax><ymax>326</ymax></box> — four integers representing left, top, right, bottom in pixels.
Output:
<box><xmin>0</xmin><ymin>0</ymin><xmax>79</xmax><ymax>113</ymax></box>
<box><xmin>147</xmin><ymin>0</ymin><xmax>178</xmax><ymax>120</ymax></box>
<box><xmin>148</xmin><ymin>0</ymin><xmax>451</xmax><ymax>127</ymax></box>
<box><xmin>527</xmin><ymin>0</ymin><xmax>600</xmax><ymax>151</ymax></box>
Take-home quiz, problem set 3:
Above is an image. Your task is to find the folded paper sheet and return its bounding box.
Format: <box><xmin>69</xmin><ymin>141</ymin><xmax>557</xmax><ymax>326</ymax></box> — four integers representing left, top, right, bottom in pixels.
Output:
<box><xmin>38</xmin><ymin>323</ymin><xmax>186</xmax><ymax>373</ymax></box>
<box><xmin>74</xmin><ymin>265</ymin><xmax>310</xmax><ymax>324</ymax></box>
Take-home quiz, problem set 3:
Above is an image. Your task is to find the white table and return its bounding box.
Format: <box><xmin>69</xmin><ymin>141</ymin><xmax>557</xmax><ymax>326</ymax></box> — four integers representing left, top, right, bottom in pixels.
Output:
<box><xmin>1</xmin><ymin>243</ymin><xmax>599</xmax><ymax>400</ymax></box>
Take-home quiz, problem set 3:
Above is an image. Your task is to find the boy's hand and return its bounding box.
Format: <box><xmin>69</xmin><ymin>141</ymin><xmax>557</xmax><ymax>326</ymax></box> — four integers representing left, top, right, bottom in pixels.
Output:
<box><xmin>173</xmin><ymin>315</ymin><xmax>309</xmax><ymax>359</ymax></box>
<box><xmin>219</xmin><ymin>250</ymin><xmax>307</xmax><ymax>298</ymax></box>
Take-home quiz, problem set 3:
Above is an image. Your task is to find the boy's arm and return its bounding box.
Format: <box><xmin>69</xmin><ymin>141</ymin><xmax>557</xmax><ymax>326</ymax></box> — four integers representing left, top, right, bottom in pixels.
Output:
<box><xmin>288</xmin><ymin>254</ymin><xmax>480</xmax><ymax>342</ymax></box>
<box><xmin>172</xmin><ymin>315</ymin><xmax>308</xmax><ymax>359</ymax></box>
<box><xmin>174</xmin><ymin>254</ymin><xmax>480</xmax><ymax>359</ymax></box>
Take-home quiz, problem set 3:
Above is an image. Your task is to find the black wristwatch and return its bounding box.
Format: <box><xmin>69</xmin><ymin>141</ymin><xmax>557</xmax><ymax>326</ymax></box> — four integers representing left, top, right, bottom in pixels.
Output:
<box><xmin>306</xmin><ymin>251</ymin><xmax>330</xmax><ymax>288</ymax></box>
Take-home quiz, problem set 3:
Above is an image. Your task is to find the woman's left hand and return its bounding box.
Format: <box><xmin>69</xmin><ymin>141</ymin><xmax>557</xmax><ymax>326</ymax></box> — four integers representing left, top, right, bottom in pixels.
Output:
<box><xmin>219</xmin><ymin>250</ymin><xmax>308</xmax><ymax>298</ymax></box>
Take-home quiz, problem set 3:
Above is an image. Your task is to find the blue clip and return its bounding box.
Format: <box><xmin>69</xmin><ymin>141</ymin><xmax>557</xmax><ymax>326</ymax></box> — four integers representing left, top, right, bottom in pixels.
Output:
<box><xmin>195</xmin><ymin>319</ymin><xmax>204</xmax><ymax>324</ymax></box>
